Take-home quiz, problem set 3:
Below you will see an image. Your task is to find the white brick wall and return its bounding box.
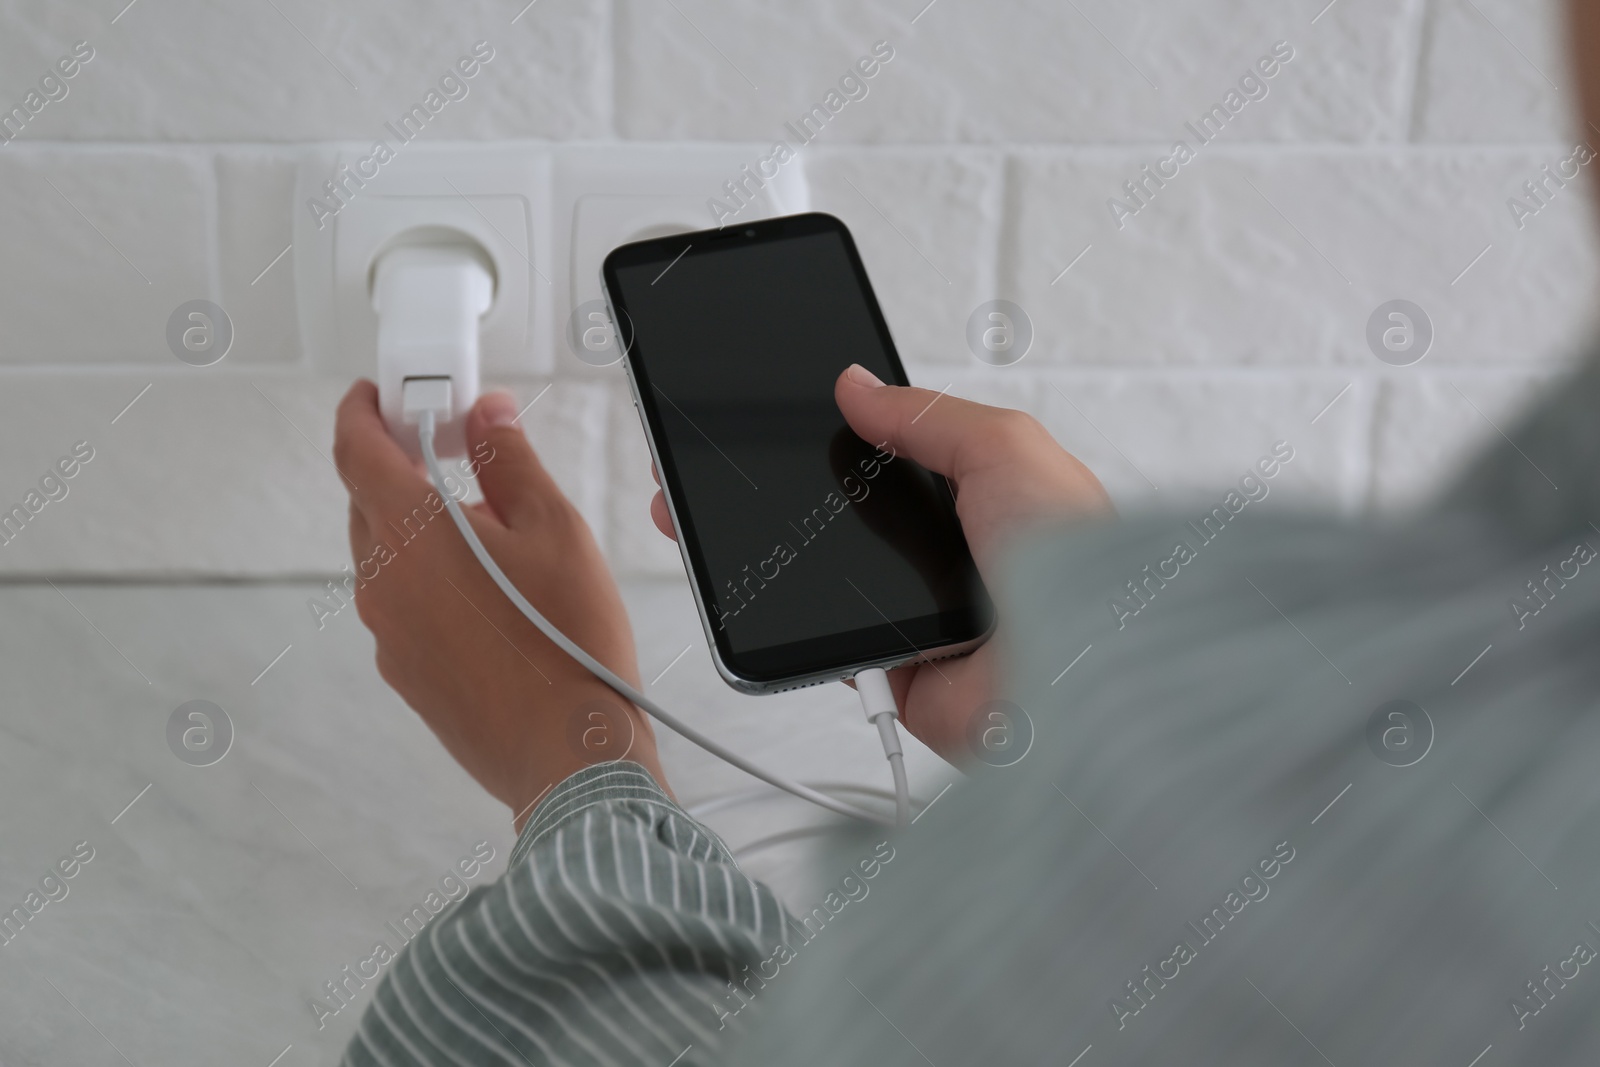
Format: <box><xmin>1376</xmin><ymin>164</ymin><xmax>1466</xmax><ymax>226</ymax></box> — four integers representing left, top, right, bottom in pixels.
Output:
<box><xmin>0</xmin><ymin>0</ymin><xmax>1592</xmax><ymax>577</ymax></box>
<box><xmin>1</xmin><ymin>4</ymin><xmax>1594</xmax><ymax>1054</ymax></box>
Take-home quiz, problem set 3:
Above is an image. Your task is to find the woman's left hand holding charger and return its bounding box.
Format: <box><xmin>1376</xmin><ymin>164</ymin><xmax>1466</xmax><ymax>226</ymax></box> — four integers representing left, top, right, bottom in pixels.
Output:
<box><xmin>333</xmin><ymin>379</ymin><xmax>670</xmax><ymax>829</ymax></box>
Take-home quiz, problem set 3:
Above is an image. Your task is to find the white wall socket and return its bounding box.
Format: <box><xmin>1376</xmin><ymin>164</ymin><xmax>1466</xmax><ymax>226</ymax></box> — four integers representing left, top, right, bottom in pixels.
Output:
<box><xmin>294</xmin><ymin>144</ymin><xmax>551</xmax><ymax>378</ymax></box>
<box><xmin>295</xmin><ymin>144</ymin><xmax>808</xmax><ymax>379</ymax></box>
<box><xmin>549</xmin><ymin>145</ymin><xmax>808</xmax><ymax>376</ymax></box>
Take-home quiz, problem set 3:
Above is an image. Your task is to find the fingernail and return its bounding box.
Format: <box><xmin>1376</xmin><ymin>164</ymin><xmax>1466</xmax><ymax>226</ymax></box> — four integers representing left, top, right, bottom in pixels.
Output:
<box><xmin>480</xmin><ymin>391</ymin><xmax>519</xmax><ymax>427</ymax></box>
<box><xmin>845</xmin><ymin>363</ymin><xmax>885</xmax><ymax>388</ymax></box>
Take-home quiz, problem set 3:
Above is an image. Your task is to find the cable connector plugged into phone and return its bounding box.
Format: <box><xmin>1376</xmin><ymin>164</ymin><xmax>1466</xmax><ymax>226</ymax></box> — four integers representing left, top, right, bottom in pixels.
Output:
<box><xmin>853</xmin><ymin>667</ymin><xmax>910</xmax><ymax>828</ymax></box>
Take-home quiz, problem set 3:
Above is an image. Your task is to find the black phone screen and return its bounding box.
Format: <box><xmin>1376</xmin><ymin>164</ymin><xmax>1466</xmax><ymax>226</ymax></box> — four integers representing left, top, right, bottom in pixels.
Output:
<box><xmin>604</xmin><ymin>213</ymin><xmax>992</xmax><ymax>685</ymax></box>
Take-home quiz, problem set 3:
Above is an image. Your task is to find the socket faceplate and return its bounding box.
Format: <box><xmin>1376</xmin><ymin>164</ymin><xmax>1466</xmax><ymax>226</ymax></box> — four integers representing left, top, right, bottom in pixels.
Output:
<box><xmin>294</xmin><ymin>144</ymin><xmax>807</xmax><ymax>378</ymax></box>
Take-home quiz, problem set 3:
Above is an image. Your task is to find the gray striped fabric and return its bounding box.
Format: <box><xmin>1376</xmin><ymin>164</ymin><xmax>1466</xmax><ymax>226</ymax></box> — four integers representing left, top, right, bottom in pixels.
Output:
<box><xmin>340</xmin><ymin>763</ymin><xmax>784</xmax><ymax>1067</ymax></box>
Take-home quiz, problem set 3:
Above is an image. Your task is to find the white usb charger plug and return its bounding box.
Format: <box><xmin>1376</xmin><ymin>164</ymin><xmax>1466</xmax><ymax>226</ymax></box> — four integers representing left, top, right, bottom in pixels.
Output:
<box><xmin>374</xmin><ymin>240</ymin><xmax>493</xmax><ymax>459</ymax></box>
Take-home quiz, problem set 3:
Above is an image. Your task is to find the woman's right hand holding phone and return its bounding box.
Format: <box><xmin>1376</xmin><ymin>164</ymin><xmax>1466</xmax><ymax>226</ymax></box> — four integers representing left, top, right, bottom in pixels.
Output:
<box><xmin>647</xmin><ymin>364</ymin><xmax>1111</xmax><ymax>767</ymax></box>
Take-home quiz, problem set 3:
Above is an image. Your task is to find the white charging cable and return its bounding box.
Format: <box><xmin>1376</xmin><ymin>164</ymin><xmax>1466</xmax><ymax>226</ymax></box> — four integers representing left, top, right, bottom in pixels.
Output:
<box><xmin>409</xmin><ymin>386</ymin><xmax>912</xmax><ymax>829</ymax></box>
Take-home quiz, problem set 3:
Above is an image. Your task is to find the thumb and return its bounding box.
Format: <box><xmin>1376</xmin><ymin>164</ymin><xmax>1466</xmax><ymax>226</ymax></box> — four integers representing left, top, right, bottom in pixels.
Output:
<box><xmin>466</xmin><ymin>391</ymin><xmax>565</xmax><ymax>529</ymax></box>
<box><xmin>834</xmin><ymin>364</ymin><xmax>1018</xmax><ymax>481</ymax></box>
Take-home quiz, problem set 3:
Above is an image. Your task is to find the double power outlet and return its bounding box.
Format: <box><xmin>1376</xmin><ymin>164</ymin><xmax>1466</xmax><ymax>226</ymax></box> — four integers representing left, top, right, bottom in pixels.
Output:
<box><xmin>292</xmin><ymin>144</ymin><xmax>809</xmax><ymax>378</ymax></box>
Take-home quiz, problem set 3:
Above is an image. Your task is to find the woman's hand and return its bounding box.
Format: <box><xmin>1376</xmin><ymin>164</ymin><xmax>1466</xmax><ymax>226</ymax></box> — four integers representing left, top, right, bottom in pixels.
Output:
<box><xmin>646</xmin><ymin>365</ymin><xmax>1111</xmax><ymax>766</ymax></box>
<box><xmin>335</xmin><ymin>380</ymin><xmax>667</xmax><ymax>828</ymax></box>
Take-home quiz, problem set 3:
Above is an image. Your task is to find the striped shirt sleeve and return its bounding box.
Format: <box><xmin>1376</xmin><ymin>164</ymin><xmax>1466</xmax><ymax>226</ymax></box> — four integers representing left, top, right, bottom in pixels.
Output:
<box><xmin>340</xmin><ymin>761</ymin><xmax>790</xmax><ymax>1067</ymax></box>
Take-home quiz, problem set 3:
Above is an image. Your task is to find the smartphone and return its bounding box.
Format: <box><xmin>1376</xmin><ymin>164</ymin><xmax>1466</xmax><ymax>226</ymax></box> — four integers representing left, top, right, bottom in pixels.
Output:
<box><xmin>602</xmin><ymin>212</ymin><xmax>993</xmax><ymax>694</ymax></box>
